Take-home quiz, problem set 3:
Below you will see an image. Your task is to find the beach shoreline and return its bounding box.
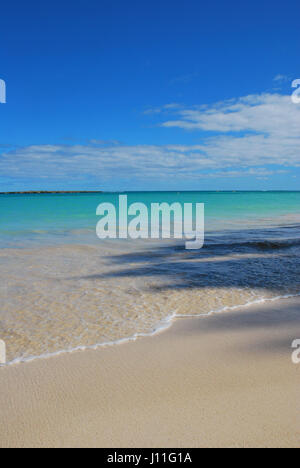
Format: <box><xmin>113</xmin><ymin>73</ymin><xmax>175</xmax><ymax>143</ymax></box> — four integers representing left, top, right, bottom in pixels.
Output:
<box><xmin>1</xmin><ymin>291</ymin><xmax>300</xmax><ymax>368</ymax></box>
<box><xmin>0</xmin><ymin>296</ymin><xmax>299</xmax><ymax>448</ymax></box>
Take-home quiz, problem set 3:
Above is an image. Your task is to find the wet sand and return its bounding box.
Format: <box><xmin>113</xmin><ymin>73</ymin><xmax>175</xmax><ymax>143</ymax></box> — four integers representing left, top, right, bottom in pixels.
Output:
<box><xmin>0</xmin><ymin>296</ymin><xmax>299</xmax><ymax>448</ymax></box>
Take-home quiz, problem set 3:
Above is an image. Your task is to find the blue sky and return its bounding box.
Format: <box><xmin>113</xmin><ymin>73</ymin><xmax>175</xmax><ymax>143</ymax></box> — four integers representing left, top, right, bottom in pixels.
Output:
<box><xmin>0</xmin><ymin>0</ymin><xmax>299</xmax><ymax>191</ymax></box>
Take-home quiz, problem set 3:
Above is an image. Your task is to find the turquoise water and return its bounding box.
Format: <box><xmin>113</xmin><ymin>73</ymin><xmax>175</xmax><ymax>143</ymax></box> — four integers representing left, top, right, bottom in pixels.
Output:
<box><xmin>0</xmin><ymin>191</ymin><xmax>300</xmax><ymax>247</ymax></box>
<box><xmin>0</xmin><ymin>191</ymin><xmax>300</xmax><ymax>364</ymax></box>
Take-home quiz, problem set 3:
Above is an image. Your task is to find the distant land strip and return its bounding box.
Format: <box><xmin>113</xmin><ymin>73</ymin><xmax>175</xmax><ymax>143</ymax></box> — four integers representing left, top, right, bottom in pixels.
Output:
<box><xmin>0</xmin><ymin>191</ymin><xmax>103</xmax><ymax>195</ymax></box>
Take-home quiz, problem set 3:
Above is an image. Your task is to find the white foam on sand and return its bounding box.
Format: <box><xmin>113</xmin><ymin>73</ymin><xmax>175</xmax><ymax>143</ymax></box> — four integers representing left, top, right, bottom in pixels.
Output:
<box><xmin>3</xmin><ymin>291</ymin><xmax>300</xmax><ymax>368</ymax></box>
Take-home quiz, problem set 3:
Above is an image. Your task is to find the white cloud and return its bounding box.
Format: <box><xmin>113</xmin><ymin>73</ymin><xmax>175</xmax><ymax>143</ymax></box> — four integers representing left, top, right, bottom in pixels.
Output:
<box><xmin>0</xmin><ymin>93</ymin><xmax>299</xmax><ymax>182</ymax></box>
<box><xmin>162</xmin><ymin>93</ymin><xmax>299</xmax><ymax>137</ymax></box>
<box><xmin>273</xmin><ymin>74</ymin><xmax>290</xmax><ymax>83</ymax></box>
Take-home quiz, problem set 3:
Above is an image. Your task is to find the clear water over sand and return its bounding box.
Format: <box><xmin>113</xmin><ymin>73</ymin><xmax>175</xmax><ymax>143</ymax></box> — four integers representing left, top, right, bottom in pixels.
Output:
<box><xmin>0</xmin><ymin>192</ymin><xmax>300</xmax><ymax>363</ymax></box>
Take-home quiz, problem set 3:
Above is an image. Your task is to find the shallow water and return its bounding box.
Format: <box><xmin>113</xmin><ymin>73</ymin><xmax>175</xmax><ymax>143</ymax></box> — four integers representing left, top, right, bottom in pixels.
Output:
<box><xmin>0</xmin><ymin>192</ymin><xmax>300</xmax><ymax>364</ymax></box>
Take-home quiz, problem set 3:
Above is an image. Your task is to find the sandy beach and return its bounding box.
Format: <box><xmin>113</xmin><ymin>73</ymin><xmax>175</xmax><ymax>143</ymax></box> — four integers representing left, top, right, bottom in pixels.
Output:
<box><xmin>0</xmin><ymin>296</ymin><xmax>299</xmax><ymax>448</ymax></box>
<box><xmin>2</xmin><ymin>0</ymin><xmax>300</xmax><ymax>451</ymax></box>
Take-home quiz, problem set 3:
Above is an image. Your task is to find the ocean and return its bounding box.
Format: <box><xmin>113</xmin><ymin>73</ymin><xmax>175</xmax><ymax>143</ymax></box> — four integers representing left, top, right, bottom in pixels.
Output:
<box><xmin>0</xmin><ymin>191</ymin><xmax>300</xmax><ymax>364</ymax></box>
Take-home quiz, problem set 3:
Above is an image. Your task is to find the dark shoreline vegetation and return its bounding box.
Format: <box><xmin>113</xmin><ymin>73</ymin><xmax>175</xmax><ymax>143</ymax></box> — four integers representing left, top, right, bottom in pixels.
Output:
<box><xmin>1</xmin><ymin>190</ymin><xmax>300</xmax><ymax>195</ymax></box>
<box><xmin>0</xmin><ymin>191</ymin><xmax>103</xmax><ymax>195</ymax></box>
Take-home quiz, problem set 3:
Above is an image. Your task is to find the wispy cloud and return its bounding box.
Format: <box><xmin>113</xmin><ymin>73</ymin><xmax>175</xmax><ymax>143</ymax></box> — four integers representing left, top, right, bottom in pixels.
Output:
<box><xmin>0</xmin><ymin>93</ymin><xmax>298</xmax><ymax>184</ymax></box>
<box><xmin>161</xmin><ymin>93</ymin><xmax>299</xmax><ymax>135</ymax></box>
<box><xmin>143</xmin><ymin>103</ymin><xmax>181</xmax><ymax>115</ymax></box>
<box><xmin>273</xmin><ymin>74</ymin><xmax>290</xmax><ymax>83</ymax></box>
<box><xmin>160</xmin><ymin>93</ymin><xmax>300</xmax><ymax>169</ymax></box>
